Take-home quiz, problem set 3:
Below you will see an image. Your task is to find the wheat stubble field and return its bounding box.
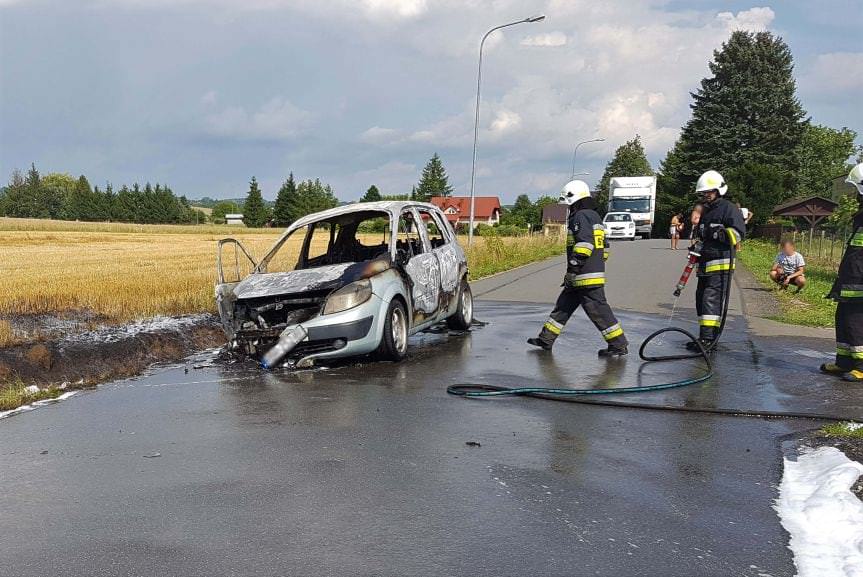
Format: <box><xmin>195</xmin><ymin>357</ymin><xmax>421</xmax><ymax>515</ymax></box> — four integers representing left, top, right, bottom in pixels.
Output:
<box><xmin>0</xmin><ymin>217</ymin><xmax>563</xmax><ymax>345</ymax></box>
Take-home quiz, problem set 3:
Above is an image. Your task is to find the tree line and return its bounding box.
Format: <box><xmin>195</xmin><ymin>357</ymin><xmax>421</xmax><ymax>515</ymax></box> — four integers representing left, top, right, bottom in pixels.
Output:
<box><xmin>595</xmin><ymin>31</ymin><xmax>861</xmax><ymax>234</ymax></box>
<box><xmin>0</xmin><ymin>164</ymin><xmax>206</xmax><ymax>224</ymax></box>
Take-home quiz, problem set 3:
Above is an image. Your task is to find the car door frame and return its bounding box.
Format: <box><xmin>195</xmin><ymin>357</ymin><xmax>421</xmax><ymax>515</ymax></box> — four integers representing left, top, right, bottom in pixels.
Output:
<box><xmin>396</xmin><ymin>206</ymin><xmax>442</xmax><ymax>330</ymax></box>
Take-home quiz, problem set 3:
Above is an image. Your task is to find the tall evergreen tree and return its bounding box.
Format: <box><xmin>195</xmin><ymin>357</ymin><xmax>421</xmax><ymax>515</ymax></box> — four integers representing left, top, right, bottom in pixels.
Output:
<box><xmin>596</xmin><ymin>135</ymin><xmax>654</xmax><ymax>212</ymax></box>
<box><xmin>243</xmin><ymin>176</ymin><xmax>270</xmax><ymax>227</ymax></box>
<box><xmin>3</xmin><ymin>168</ymin><xmax>29</xmax><ymax>217</ymax></box>
<box><xmin>273</xmin><ymin>173</ymin><xmax>298</xmax><ymax>227</ymax></box>
<box><xmin>658</xmin><ymin>30</ymin><xmax>807</xmax><ymax>229</ymax></box>
<box><xmin>360</xmin><ymin>184</ymin><xmax>382</xmax><ymax>203</ymax></box>
<box><xmin>288</xmin><ymin>179</ymin><xmax>338</xmax><ymax>222</ymax></box>
<box><xmin>66</xmin><ymin>175</ymin><xmax>93</xmax><ymax>220</ymax></box>
<box><xmin>414</xmin><ymin>153</ymin><xmax>452</xmax><ymax>202</ymax></box>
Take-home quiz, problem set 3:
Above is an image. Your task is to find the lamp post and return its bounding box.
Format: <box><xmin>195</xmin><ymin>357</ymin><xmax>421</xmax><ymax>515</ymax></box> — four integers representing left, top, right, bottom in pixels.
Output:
<box><xmin>468</xmin><ymin>14</ymin><xmax>545</xmax><ymax>246</ymax></box>
<box><xmin>570</xmin><ymin>138</ymin><xmax>604</xmax><ymax>180</ymax></box>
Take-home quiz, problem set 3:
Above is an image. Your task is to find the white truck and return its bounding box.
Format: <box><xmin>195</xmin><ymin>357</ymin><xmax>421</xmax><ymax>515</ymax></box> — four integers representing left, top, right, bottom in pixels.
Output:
<box><xmin>607</xmin><ymin>176</ymin><xmax>657</xmax><ymax>239</ymax></box>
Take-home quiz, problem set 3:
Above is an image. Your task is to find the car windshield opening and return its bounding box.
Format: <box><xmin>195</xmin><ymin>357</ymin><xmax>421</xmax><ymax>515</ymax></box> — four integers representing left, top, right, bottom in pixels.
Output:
<box><xmin>609</xmin><ymin>198</ymin><xmax>651</xmax><ymax>213</ymax></box>
<box><xmin>605</xmin><ymin>214</ymin><xmax>632</xmax><ymax>222</ymax></box>
<box><xmin>262</xmin><ymin>210</ymin><xmax>391</xmax><ymax>272</ymax></box>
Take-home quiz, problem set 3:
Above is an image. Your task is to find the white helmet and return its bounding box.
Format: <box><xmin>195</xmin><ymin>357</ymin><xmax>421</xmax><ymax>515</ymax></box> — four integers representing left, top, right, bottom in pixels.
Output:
<box><xmin>559</xmin><ymin>180</ymin><xmax>591</xmax><ymax>205</ymax></box>
<box><xmin>847</xmin><ymin>163</ymin><xmax>863</xmax><ymax>195</ymax></box>
<box><xmin>695</xmin><ymin>170</ymin><xmax>728</xmax><ymax>196</ymax></box>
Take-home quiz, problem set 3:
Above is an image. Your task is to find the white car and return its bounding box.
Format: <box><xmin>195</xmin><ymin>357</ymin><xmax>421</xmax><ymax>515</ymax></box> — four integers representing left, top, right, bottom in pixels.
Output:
<box><xmin>603</xmin><ymin>212</ymin><xmax>636</xmax><ymax>240</ymax></box>
<box><xmin>215</xmin><ymin>201</ymin><xmax>473</xmax><ymax>369</ymax></box>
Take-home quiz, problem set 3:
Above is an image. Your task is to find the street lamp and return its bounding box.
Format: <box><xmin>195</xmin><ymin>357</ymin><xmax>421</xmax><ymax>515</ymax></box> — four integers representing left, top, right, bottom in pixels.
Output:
<box><xmin>570</xmin><ymin>138</ymin><xmax>604</xmax><ymax>180</ymax></box>
<box><xmin>468</xmin><ymin>14</ymin><xmax>546</xmax><ymax>246</ymax></box>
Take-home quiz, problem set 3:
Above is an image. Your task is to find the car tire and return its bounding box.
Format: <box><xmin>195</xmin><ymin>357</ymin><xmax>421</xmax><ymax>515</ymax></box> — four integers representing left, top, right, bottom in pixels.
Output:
<box><xmin>377</xmin><ymin>298</ymin><xmax>409</xmax><ymax>361</ymax></box>
<box><xmin>446</xmin><ymin>278</ymin><xmax>473</xmax><ymax>330</ymax></box>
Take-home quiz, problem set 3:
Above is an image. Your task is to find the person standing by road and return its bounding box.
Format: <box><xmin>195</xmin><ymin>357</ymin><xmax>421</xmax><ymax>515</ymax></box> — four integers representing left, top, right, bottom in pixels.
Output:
<box><xmin>687</xmin><ymin>170</ymin><xmax>745</xmax><ymax>351</ymax></box>
<box><xmin>821</xmin><ymin>162</ymin><xmax>863</xmax><ymax>382</ymax></box>
<box><xmin>528</xmin><ymin>180</ymin><xmax>628</xmax><ymax>357</ymax></box>
<box><xmin>670</xmin><ymin>213</ymin><xmax>683</xmax><ymax>250</ymax></box>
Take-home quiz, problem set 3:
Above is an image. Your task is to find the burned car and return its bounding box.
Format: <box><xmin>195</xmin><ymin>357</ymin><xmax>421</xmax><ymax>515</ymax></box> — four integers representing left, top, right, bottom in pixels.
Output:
<box><xmin>215</xmin><ymin>201</ymin><xmax>473</xmax><ymax>368</ymax></box>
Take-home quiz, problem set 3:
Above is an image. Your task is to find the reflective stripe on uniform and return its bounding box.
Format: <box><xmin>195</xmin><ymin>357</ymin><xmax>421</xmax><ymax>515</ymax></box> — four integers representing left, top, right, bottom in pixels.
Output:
<box><xmin>704</xmin><ymin>258</ymin><xmax>734</xmax><ymax>273</ymax></box>
<box><xmin>850</xmin><ymin>232</ymin><xmax>863</xmax><ymax>247</ymax></box>
<box><xmin>574</xmin><ymin>242</ymin><xmax>594</xmax><ymax>257</ymax></box>
<box><xmin>726</xmin><ymin>227</ymin><xmax>739</xmax><ymax>246</ymax></box>
<box><xmin>840</xmin><ymin>289</ymin><xmax>863</xmax><ymax>298</ymax></box>
<box><xmin>603</xmin><ymin>248</ymin><xmax>609</xmax><ymax>261</ymax></box>
<box><xmin>544</xmin><ymin>318</ymin><xmax>563</xmax><ymax>335</ymax></box>
<box><xmin>699</xmin><ymin>315</ymin><xmax>721</xmax><ymax>327</ymax></box>
<box><xmin>601</xmin><ymin>323</ymin><xmax>624</xmax><ymax>341</ymax></box>
<box><xmin>837</xmin><ymin>342</ymin><xmax>863</xmax><ymax>359</ymax></box>
<box><xmin>593</xmin><ymin>224</ymin><xmax>605</xmax><ymax>230</ymax></box>
<box><xmin>572</xmin><ymin>272</ymin><xmax>605</xmax><ymax>287</ymax></box>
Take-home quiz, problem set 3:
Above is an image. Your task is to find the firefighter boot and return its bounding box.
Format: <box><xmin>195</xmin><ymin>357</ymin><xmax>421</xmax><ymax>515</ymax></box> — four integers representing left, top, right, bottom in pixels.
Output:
<box><xmin>842</xmin><ymin>370</ymin><xmax>863</xmax><ymax>383</ymax></box>
<box><xmin>820</xmin><ymin>363</ymin><xmax>846</xmax><ymax>376</ymax></box>
<box><xmin>528</xmin><ymin>319</ymin><xmax>561</xmax><ymax>351</ymax></box>
<box><xmin>598</xmin><ymin>345</ymin><xmax>628</xmax><ymax>358</ymax></box>
<box><xmin>685</xmin><ymin>338</ymin><xmax>715</xmax><ymax>353</ymax></box>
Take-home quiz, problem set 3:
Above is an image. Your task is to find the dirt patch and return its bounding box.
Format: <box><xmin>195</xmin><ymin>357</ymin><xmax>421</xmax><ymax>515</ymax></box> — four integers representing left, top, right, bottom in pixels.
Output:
<box><xmin>0</xmin><ymin>314</ymin><xmax>226</xmax><ymax>389</ymax></box>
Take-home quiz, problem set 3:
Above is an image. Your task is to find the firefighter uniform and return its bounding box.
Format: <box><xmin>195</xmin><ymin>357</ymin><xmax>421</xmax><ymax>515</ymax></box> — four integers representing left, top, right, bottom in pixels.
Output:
<box><xmin>825</xmin><ymin>205</ymin><xmax>863</xmax><ymax>381</ymax></box>
<box><xmin>532</xmin><ymin>202</ymin><xmax>628</xmax><ymax>353</ymax></box>
<box><xmin>694</xmin><ymin>197</ymin><xmax>745</xmax><ymax>342</ymax></box>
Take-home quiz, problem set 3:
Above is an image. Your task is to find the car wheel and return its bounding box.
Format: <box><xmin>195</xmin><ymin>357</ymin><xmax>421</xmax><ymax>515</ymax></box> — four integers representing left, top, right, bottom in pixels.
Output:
<box><xmin>446</xmin><ymin>278</ymin><xmax>473</xmax><ymax>330</ymax></box>
<box><xmin>377</xmin><ymin>298</ymin><xmax>408</xmax><ymax>361</ymax></box>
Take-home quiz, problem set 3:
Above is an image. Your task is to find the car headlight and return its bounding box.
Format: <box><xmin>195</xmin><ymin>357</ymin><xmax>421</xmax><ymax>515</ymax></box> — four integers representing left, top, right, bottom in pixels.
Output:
<box><xmin>323</xmin><ymin>279</ymin><xmax>372</xmax><ymax>315</ymax></box>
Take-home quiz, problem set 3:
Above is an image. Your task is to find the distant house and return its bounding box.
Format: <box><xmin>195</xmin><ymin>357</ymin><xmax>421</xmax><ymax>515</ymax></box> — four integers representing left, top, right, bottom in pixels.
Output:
<box><xmin>225</xmin><ymin>213</ymin><xmax>244</xmax><ymax>226</ymax></box>
<box><xmin>429</xmin><ymin>196</ymin><xmax>501</xmax><ymax>227</ymax></box>
<box><xmin>541</xmin><ymin>203</ymin><xmax>568</xmax><ymax>238</ymax></box>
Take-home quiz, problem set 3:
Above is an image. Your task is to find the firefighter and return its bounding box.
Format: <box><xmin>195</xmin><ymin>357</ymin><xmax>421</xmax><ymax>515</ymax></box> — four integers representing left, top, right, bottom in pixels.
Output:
<box><xmin>821</xmin><ymin>162</ymin><xmax>863</xmax><ymax>382</ymax></box>
<box><xmin>687</xmin><ymin>170</ymin><xmax>745</xmax><ymax>351</ymax></box>
<box><xmin>528</xmin><ymin>180</ymin><xmax>628</xmax><ymax>356</ymax></box>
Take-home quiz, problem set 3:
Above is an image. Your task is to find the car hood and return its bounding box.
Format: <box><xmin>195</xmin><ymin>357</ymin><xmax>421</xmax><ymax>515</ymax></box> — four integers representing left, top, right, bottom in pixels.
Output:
<box><xmin>232</xmin><ymin>258</ymin><xmax>392</xmax><ymax>301</ymax></box>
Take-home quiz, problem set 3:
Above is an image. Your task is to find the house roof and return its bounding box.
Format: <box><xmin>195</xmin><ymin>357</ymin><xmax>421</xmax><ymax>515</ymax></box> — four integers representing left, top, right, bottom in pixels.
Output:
<box><xmin>772</xmin><ymin>195</ymin><xmax>838</xmax><ymax>217</ymax></box>
<box><xmin>429</xmin><ymin>196</ymin><xmax>501</xmax><ymax>221</ymax></box>
<box><xmin>542</xmin><ymin>204</ymin><xmax>568</xmax><ymax>224</ymax></box>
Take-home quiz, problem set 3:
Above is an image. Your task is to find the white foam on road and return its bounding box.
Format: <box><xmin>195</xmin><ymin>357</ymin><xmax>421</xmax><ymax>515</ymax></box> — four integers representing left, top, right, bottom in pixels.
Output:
<box><xmin>776</xmin><ymin>446</ymin><xmax>863</xmax><ymax>577</ymax></box>
<box><xmin>0</xmin><ymin>391</ymin><xmax>78</xmax><ymax>420</ymax></box>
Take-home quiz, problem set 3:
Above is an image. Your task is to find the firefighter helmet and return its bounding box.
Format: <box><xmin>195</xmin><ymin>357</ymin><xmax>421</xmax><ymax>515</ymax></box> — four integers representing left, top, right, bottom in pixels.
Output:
<box><xmin>847</xmin><ymin>162</ymin><xmax>863</xmax><ymax>195</ymax></box>
<box><xmin>695</xmin><ymin>170</ymin><xmax>728</xmax><ymax>196</ymax></box>
<box><xmin>559</xmin><ymin>180</ymin><xmax>591</xmax><ymax>205</ymax></box>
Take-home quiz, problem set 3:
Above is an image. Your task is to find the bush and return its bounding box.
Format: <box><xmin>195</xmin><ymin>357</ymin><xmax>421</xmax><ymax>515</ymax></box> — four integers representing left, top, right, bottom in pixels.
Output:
<box><xmin>494</xmin><ymin>224</ymin><xmax>527</xmax><ymax>237</ymax></box>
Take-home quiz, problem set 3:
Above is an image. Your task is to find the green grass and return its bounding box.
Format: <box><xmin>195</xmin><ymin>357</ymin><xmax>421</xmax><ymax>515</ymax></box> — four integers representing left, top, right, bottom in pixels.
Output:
<box><xmin>0</xmin><ymin>380</ymin><xmax>66</xmax><ymax>411</ymax></box>
<box><xmin>466</xmin><ymin>234</ymin><xmax>565</xmax><ymax>280</ymax></box>
<box><xmin>737</xmin><ymin>238</ymin><xmax>837</xmax><ymax>328</ymax></box>
<box><xmin>819</xmin><ymin>422</ymin><xmax>863</xmax><ymax>439</ymax></box>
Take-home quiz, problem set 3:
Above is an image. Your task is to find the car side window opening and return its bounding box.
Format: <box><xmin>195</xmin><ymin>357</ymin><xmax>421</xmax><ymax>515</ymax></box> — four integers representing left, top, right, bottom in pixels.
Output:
<box><xmin>418</xmin><ymin>209</ymin><xmax>448</xmax><ymax>249</ymax></box>
<box><xmin>397</xmin><ymin>210</ymin><xmax>425</xmax><ymax>260</ymax></box>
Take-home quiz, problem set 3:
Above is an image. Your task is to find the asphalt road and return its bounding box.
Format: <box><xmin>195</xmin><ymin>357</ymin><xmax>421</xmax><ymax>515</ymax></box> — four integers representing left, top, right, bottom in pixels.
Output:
<box><xmin>1</xmin><ymin>239</ymin><xmax>854</xmax><ymax>577</ymax></box>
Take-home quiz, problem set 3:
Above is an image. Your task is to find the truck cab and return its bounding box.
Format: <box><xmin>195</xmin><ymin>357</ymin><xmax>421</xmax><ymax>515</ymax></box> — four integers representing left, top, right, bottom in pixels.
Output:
<box><xmin>607</xmin><ymin>176</ymin><xmax>657</xmax><ymax>239</ymax></box>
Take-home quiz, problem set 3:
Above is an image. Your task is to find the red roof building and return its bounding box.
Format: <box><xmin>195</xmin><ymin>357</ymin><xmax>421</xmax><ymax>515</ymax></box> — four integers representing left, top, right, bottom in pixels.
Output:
<box><xmin>429</xmin><ymin>196</ymin><xmax>501</xmax><ymax>226</ymax></box>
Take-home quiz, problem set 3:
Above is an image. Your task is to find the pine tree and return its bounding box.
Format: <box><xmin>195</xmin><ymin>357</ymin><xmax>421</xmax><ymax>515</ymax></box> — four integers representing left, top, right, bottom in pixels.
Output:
<box><xmin>414</xmin><ymin>153</ymin><xmax>453</xmax><ymax>202</ymax></box>
<box><xmin>243</xmin><ymin>176</ymin><xmax>270</xmax><ymax>227</ymax></box>
<box><xmin>360</xmin><ymin>185</ymin><xmax>382</xmax><ymax>203</ymax></box>
<box><xmin>273</xmin><ymin>173</ymin><xmax>298</xmax><ymax>227</ymax></box>
<box><xmin>596</xmin><ymin>135</ymin><xmax>654</xmax><ymax>212</ymax></box>
<box><xmin>3</xmin><ymin>168</ymin><xmax>28</xmax><ymax>217</ymax></box>
<box><xmin>659</xmin><ymin>31</ymin><xmax>806</xmax><ymax>206</ymax></box>
<box><xmin>66</xmin><ymin>175</ymin><xmax>93</xmax><ymax>220</ymax></box>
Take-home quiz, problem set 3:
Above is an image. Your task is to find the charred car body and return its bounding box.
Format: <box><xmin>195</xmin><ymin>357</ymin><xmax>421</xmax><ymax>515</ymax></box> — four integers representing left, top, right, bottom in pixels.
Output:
<box><xmin>216</xmin><ymin>201</ymin><xmax>473</xmax><ymax>368</ymax></box>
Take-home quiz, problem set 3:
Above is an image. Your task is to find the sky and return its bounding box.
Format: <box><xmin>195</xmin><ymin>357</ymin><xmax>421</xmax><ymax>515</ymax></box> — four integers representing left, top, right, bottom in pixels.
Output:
<box><xmin>0</xmin><ymin>0</ymin><xmax>861</xmax><ymax>203</ymax></box>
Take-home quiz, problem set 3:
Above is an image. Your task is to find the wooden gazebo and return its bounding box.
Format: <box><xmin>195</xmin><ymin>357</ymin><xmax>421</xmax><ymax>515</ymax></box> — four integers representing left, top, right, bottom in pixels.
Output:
<box><xmin>772</xmin><ymin>195</ymin><xmax>838</xmax><ymax>228</ymax></box>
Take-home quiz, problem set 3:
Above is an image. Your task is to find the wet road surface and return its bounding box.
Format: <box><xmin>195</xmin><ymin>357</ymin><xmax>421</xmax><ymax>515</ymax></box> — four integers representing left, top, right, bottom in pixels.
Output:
<box><xmin>1</xmin><ymin>240</ymin><xmax>855</xmax><ymax>577</ymax></box>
